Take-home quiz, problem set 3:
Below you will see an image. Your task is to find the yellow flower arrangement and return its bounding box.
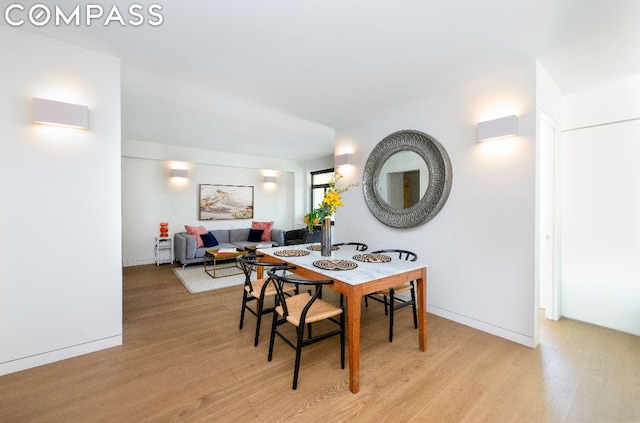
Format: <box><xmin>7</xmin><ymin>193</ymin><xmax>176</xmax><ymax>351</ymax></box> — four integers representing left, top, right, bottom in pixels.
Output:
<box><xmin>306</xmin><ymin>171</ymin><xmax>358</xmax><ymax>232</ymax></box>
<box><xmin>322</xmin><ymin>190</ymin><xmax>343</xmax><ymax>215</ymax></box>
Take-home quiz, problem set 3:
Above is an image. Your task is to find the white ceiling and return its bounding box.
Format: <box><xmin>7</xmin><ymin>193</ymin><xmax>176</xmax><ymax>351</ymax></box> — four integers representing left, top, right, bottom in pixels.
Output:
<box><xmin>4</xmin><ymin>0</ymin><xmax>640</xmax><ymax>160</ymax></box>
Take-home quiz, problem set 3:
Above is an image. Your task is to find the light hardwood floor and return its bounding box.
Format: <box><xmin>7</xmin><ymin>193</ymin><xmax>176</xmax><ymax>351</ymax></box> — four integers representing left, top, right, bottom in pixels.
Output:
<box><xmin>1</xmin><ymin>264</ymin><xmax>638</xmax><ymax>422</ymax></box>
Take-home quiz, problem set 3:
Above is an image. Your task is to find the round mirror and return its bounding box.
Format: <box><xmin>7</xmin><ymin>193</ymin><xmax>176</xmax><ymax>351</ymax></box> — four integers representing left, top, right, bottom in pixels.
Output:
<box><xmin>363</xmin><ymin>129</ymin><xmax>453</xmax><ymax>228</ymax></box>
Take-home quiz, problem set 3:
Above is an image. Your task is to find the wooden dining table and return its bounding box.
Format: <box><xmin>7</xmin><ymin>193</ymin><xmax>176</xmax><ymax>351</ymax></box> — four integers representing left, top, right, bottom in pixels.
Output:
<box><xmin>258</xmin><ymin>244</ymin><xmax>427</xmax><ymax>394</ymax></box>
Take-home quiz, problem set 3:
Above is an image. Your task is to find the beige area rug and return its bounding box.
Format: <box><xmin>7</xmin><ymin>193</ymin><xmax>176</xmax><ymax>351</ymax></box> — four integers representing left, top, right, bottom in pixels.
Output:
<box><xmin>173</xmin><ymin>265</ymin><xmax>252</xmax><ymax>294</ymax></box>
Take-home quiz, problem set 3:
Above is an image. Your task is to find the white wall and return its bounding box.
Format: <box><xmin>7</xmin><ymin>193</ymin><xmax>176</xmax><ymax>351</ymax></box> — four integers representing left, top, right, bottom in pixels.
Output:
<box><xmin>0</xmin><ymin>27</ymin><xmax>122</xmax><ymax>374</ymax></box>
<box><xmin>121</xmin><ymin>140</ymin><xmax>306</xmax><ymax>266</ymax></box>
<box><xmin>336</xmin><ymin>62</ymin><xmax>538</xmax><ymax>346</ymax></box>
<box><xmin>560</xmin><ymin>75</ymin><xmax>640</xmax><ymax>335</ymax></box>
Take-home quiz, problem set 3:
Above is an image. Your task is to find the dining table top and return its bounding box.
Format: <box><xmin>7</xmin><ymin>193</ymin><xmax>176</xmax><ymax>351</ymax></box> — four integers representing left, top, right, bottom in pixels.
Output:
<box><xmin>258</xmin><ymin>243</ymin><xmax>426</xmax><ymax>285</ymax></box>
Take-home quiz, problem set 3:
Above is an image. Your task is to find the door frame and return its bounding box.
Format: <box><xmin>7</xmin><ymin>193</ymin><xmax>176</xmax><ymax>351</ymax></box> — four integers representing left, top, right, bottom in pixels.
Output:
<box><xmin>537</xmin><ymin>110</ymin><xmax>561</xmax><ymax>322</ymax></box>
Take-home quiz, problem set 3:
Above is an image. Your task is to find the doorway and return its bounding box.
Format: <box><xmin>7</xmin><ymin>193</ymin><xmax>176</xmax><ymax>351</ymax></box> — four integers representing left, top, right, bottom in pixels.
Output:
<box><xmin>386</xmin><ymin>169</ymin><xmax>420</xmax><ymax>209</ymax></box>
<box><xmin>538</xmin><ymin>111</ymin><xmax>559</xmax><ymax>321</ymax></box>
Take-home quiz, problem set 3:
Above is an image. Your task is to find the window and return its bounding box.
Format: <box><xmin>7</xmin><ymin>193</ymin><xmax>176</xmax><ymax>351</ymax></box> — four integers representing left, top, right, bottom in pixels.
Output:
<box><xmin>310</xmin><ymin>168</ymin><xmax>334</xmax><ymax>212</ymax></box>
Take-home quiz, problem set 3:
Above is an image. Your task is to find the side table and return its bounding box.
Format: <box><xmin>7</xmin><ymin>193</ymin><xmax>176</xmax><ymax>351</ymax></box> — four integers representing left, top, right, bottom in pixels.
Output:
<box><xmin>155</xmin><ymin>235</ymin><xmax>174</xmax><ymax>265</ymax></box>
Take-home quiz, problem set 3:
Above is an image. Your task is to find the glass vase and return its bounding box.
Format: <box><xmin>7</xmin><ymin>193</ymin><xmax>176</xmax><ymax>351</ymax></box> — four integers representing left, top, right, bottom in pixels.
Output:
<box><xmin>321</xmin><ymin>217</ymin><xmax>332</xmax><ymax>257</ymax></box>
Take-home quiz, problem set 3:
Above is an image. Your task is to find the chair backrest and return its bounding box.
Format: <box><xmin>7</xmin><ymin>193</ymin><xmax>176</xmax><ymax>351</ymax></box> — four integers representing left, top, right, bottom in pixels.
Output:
<box><xmin>267</xmin><ymin>267</ymin><xmax>335</xmax><ymax>318</ymax></box>
<box><xmin>371</xmin><ymin>249</ymin><xmax>417</xmax><ymax>261</ymax></box>
<box><xmin>334</xmin><ymin>242</ymin><xmax>368</xmax><ymax>251</ymax></box>
<box><xmin>237</xmin><ymin>253</ymin><xmax>288</xmax><ymax>293</ymax></box>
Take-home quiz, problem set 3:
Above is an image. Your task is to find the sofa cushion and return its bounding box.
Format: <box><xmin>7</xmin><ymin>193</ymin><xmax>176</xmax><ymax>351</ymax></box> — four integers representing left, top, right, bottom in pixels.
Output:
<box><xmin>185</xmin><ymin>225</ymin><xmax>208</xmax><ymax>248</ymax></box>
<box><xmin>211</xmin><ymin>229</ymin><xmax>230</xmax><ymax>243</ymax></box>
<box><xmin>248</xmin><ymin>228</ymin><xmax>264</xmax><ymax>242</ymax></box>
<box><xmin>251</xmin><ymin>221</ymin><xmax>274</xmax><ymax>241</ymax></box>
<box><xmin>200</xmin><ymin>231</ymin><xmax>219</xmax><ymax>248</ymax></box>
<box><xmin>229</xmin><ymin>228</ymin><xmax>250</xmax><ymax>243</ymax></box>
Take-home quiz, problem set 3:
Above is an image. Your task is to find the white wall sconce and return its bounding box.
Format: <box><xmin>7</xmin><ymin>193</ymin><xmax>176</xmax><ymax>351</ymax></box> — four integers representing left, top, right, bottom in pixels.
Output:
<box><xmin>171</xmin><ymin>169</ymin><xmax>189</xmax><ymax>178</ymax></box>
<box><xmin>32</xmin><ymin>97</ymin><xmax>89</xmax><ymax>130</ymax></box>
<box><xmin>264</xmin><ymin>175</ymin><xmax>277</xmax><ymax>184</ymax></box>
<box><xmin>335</xmin><ymin>153</ymin><xmax>354</xmax><ymax>167</ymax></box>
<box><xmin>477</xmin><ymin>115</ymin><xmax>518</xmax><ymax>142</ymax></box>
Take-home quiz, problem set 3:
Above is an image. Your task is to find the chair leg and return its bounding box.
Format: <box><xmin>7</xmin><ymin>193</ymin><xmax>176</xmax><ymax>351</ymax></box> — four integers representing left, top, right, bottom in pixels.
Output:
<box><xmin>268</xmin><ymin>311</ymin><xmax>278</xmax><ymax>362</ymax></box>
<box><xmin>388</xmin><ymin>290</ymin><xmax>395</xmax><ymax>342</ymax></box>
<box><xmin>254</xmin><ymin>298</ymin><xmax>263</xmax><ymax>347</ymax></box>
<box><xmin>292</xmin><ymin>324</ymin><xmax>305</xmax><ymax>390</ymax></box>
<box><xmin>410</xmin><ymin>282</ymin><xmax>418</xmax><ymax>329</ymax></box>
<box><xmin>239</xmin><ymin>291</ymin><xmax>248</xmax><ymax>330</ymax></box>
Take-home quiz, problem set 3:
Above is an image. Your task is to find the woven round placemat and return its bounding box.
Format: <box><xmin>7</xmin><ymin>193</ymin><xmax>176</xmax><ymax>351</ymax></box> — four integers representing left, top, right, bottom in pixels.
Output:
<box><xmin>307</xmin><ymin>244</ymin><xmax>340</xmax><ymax>251</ymax></box>
<box><xmin>273</xmin><ymin>249</ymin><xmax>310</xmax><ymax>257</ymax></box>
<box><xmin>352</xmin><ymin>253</ymin><xmax>391</xmax><ymax>263</ymax></box>
<box><xmin>313</xmin><ymin>259</ymin><xmax>358</xmax><ymax>271</ymax></box>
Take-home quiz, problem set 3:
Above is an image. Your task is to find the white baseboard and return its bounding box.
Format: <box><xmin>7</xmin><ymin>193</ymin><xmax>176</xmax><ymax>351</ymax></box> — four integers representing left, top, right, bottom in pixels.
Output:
<box><xmin>122</xmin><ymin>258</ymin><xmax>156</xmax><ymax>267</ymax></box>
<box><xmin>428</xmin><ymin>304</ymin><xmax>536</xmax><ymax>348</ymax></box>
<box><xmin>0</xmin><ymin>335</ymin><xmax>122</xmax><ymax>376</ymax></box>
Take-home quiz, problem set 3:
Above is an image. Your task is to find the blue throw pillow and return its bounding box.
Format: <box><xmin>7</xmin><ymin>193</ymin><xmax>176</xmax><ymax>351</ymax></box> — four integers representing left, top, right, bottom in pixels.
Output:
<box><xmin>200</xmin><ymin>231</ymin><xmax>219</xmax><ymax>248</ymax></box>
<box><xmin>247</xmin><ymin>229</ymin><xmax>264</xmax><ymax>242</ymax></box>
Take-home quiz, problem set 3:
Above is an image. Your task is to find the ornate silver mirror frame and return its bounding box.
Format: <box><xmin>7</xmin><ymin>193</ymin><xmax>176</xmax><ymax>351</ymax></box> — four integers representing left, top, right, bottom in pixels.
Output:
<box><xmin>362</xmin><ymin>129</ymin><xmax>453</xmax><ymax>228</ymax></box>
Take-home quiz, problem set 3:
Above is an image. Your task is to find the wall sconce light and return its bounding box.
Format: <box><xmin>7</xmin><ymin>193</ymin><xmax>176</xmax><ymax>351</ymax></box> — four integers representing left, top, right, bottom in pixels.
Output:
<box><xmin>171</xmin><ymin>169</ymin><xmax>188</xmax><ymax>178</ymax></box>
<box><xmin>264</xmin><ymin>175</ymin><xmax>277</xmax><ymax>184</ymax></box>
<box><xmin>335</xmin><ymin>153</ymin><xmax>354</xmax><ymax>167</ymax></box>
<box><xmin>32</xmin><ymin>97</ymin><xmax>89</xmax><ymax>129</ymax></box>
<box><xmin>477</xmin><ymin>115</ymin><xmax>518</xmax><ymax>142</ymax></box>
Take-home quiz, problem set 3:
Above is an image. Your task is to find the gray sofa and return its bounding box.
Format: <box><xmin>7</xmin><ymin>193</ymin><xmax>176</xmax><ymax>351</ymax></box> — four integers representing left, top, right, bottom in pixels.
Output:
<box><xmin>174</xmin><ymin>227</ymin><xmax>285</xmax><ymax>268</ymax></box>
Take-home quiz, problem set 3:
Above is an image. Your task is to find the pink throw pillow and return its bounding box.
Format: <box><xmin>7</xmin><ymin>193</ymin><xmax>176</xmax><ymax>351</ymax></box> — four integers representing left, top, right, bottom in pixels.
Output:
<box><xmin>184</xmin><ymin>225</ymin><xmax>208</xmax><ymax>248</ymax></box>
<box><xmin>251</xmin><ymin>221</ymin><xmax>274</xmax><ymax>242</ymax></box>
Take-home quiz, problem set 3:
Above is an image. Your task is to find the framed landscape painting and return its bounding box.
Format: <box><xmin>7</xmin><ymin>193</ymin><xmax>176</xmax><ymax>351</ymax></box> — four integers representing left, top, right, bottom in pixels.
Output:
<box><xmin>199</xmin><ymin>184</ymin><xmax>254</xmax><ymax>220</ymax></box>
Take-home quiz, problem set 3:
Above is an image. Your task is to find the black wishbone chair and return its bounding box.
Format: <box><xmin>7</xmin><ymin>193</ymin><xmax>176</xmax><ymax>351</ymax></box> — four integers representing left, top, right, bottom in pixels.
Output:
<box><xmin>364</xmin><ymin>249</ymin><xmax>418</xmax><ymax>342</ymax></box>
<box><xmin>333</xmin><ymin>242</ymin><xmax>368</xmax><ymax>252</ymax></box>
<box><xmin>237</xmin><ymin>253</ymin><xmax>297</xmax><ymax>347</ymax></box>
<box><xmin>267</xmin><ymin>266</ymin><xmax>345</xmax><ymax>390</ymax></box>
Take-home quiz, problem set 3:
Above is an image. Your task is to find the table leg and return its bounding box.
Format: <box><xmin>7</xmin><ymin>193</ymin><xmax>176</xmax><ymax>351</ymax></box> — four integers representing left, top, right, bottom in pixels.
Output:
<box><xmin>346</xmin><ymin>286</ymin><xmax>362</xmax><ymax>393</ymax></box>
<box><xmin>416</xmin><ymin>267</ymin><xmax>427</xmax><ymax>351</ymax></box>
<box><xmin>204</xmin><ymin>254</ymin><xmax>211</xmax><ymax>276</ymax></box>
<box><xmin>204</xmin><ymin>253</ymin><xmax>218</xmax><ymax>278</ymax></box>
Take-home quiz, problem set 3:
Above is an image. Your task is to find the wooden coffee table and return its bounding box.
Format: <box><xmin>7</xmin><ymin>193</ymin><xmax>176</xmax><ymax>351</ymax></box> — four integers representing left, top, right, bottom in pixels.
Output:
<box><xmin>204</xmin><ymin>249</ymin><xmax>246</xmax><ymax>278</ymax></box>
